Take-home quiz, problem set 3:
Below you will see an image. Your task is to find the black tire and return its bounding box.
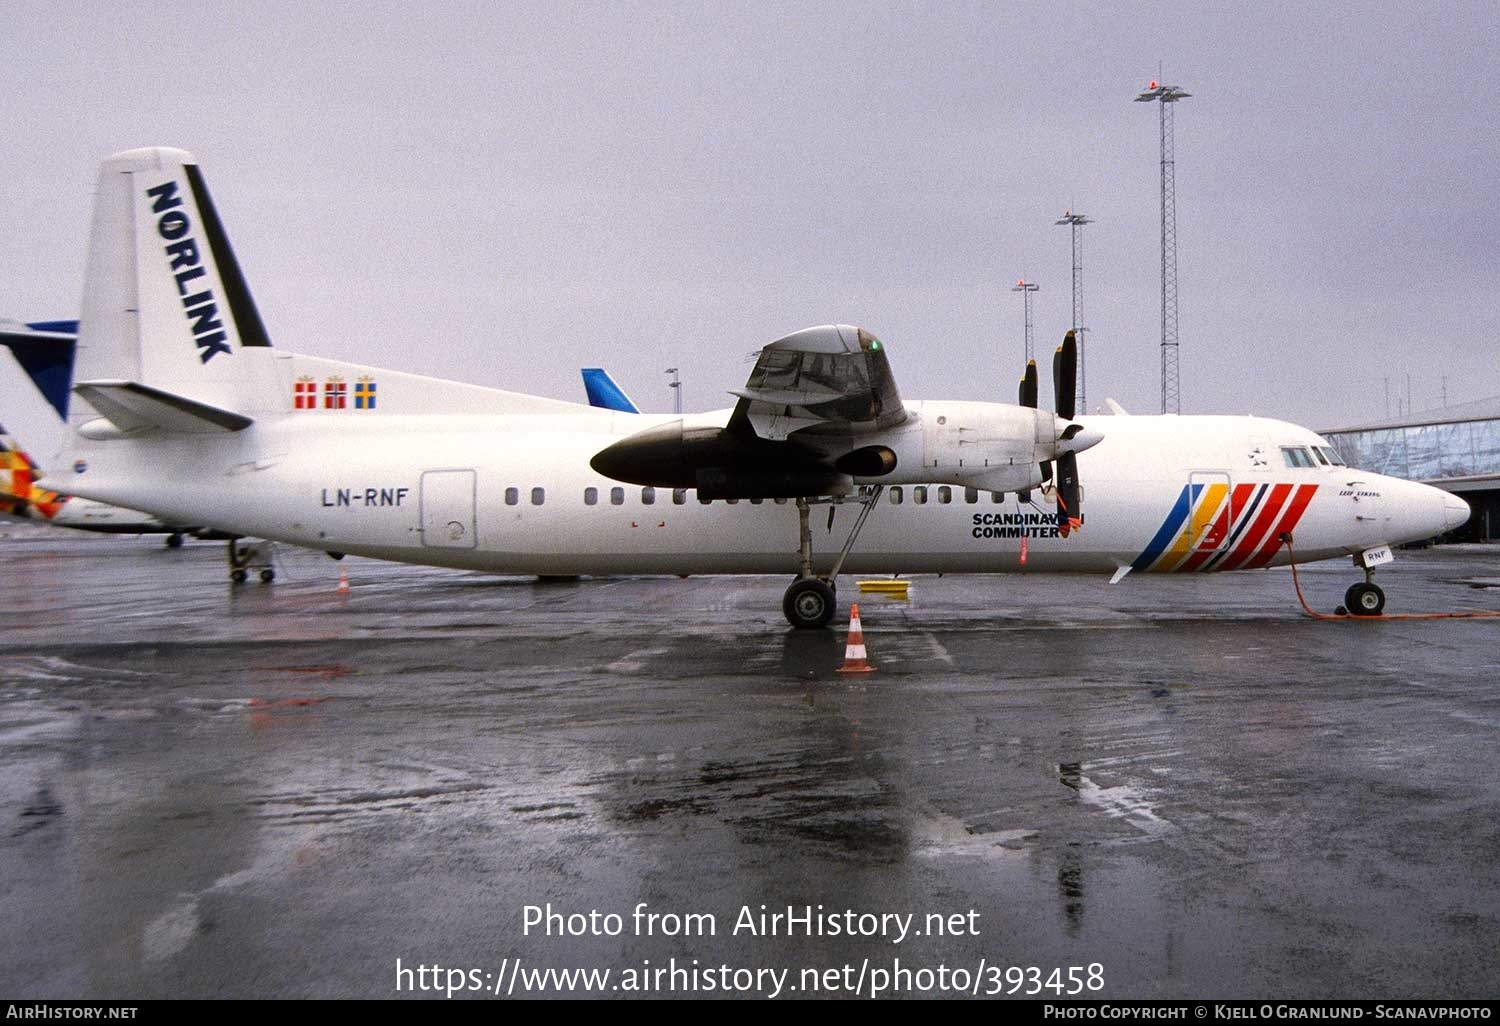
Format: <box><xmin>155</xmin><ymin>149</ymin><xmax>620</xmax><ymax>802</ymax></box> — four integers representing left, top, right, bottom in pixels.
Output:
<box><xmin>783</xmin><ymin>577</ymin><xmax>837</xmax><ymax>630</ymax></box>
<box><xmin>165</xmin><ymin>533</ymin><xmax>184</xmax><ymax>549</ymax></box>
<box><xmin>260</xmin><ymin>569</ymin><xmax>275</xmax><ymax>583</ymax></box>
<box><xmin>1346</xmin><ymin>582</ymin><xmax>1385</xmax><ymax>617</ymax></box>
<box><xmin>230</xmin><ymin>568</ymin><xmax>248</xmax><ymax>584</ymax></box>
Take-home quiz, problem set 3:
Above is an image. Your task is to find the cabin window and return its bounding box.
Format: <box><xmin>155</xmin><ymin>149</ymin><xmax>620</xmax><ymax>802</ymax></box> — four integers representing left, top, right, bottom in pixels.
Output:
<box><xmin>726</xmin><ymin>497</ymin><xmax>740</xmax><ymax>505</ymax></box>
<box><xmin>964</xmin><ymin>487</ymin><xmax>979</xmax><ymax>504</ymax></box>
<box><xmin>773</xmin><ymin>497</ymin><xmax>788</xmax><ymax>505</ymax></box>
<box><xmin>504</xmin><ymin>487</ymin><xmax>519</xmax><ymax>506</ymax></box>
<box><xmin>749</xmin><ymin>497</ymin><xmax>764</xmax><ymax>505</ymax></box>
<box><xmin>991</xmin><ymin>491</ymin><xmax>1005</xmax><ymax>503</ymax></box>
<box><xmin>641</xmin><ymin>487</ymin><xmax>656</xmax><ymax>505</ymax></box>
<box><xmin>914</xmin><ymin>486</ymin><xmax>928</xmax><ymax>505</ymax></box>
<box><xmin>1280</xmin><ymin>446</ymin><xmax>1316</xmax><ymax>468</ymax></box>
<box><xmin>584</xmin><ymin>487</ymin><xmax>598</xmax><ymax>506</ymax></box>
<box><xmin>610</xmin><ymin>486</ymin><xmax>624</xmax><ymax>505</ymax></box>
<box><xmin>530</xmin><ymin>487</ymin><xmax>545</xmax><ymax>506</ymax></box>
<box><xmin>889</xmin><ymin>486</ymin><xmax>904</xmax><ymax>505</ymax></box>
<box><xmin>699</xmin><ymin>495</ymin><xmax>713</xmax><ymax>505</ymax></box>
<box><xmin>937</xmin><ymin>486</ymin><xmax>952</xmax><ymax>504</ymax></box>
<box><xmin>672</xmin><ymin>488</ymin><xmax>687</xmax><ymax>505</ymax></box>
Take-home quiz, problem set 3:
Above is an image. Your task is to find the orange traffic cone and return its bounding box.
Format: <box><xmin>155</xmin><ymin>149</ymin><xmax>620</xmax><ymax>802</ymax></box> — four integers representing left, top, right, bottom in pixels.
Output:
<box><xmin>836</xmin><ymin>604</ymin><xmax>876</xmax><ymax>675</ymax></box>
<box><xmin>337</xmin><ymin>566</ymin><xmax>350</xmax><ymax>595</ymax></box>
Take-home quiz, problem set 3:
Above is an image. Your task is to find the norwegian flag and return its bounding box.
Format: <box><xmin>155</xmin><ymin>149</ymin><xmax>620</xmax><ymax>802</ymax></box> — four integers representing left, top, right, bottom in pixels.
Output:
<box><xmin>324</xmin><ymin>377</ymin><xmax>347</xmax><ymax>410</ymax></box>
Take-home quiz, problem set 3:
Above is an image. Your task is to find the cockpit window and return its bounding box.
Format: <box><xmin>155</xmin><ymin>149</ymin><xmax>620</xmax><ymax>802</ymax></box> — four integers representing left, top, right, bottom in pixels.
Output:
<box><xmin>1280</xmin><ymin>446</ymin><xmax>1316</xmax><ymax>469</ymax></box>
<box><xmin>1316</xmin><ymin>445</ymin><xmax>1347</xmax><ymax>466</ymax></box>
<box><xmin>1311</xmin><ymin>447</ymin><xmax>1329</xmax><ymax>466</ymax></box>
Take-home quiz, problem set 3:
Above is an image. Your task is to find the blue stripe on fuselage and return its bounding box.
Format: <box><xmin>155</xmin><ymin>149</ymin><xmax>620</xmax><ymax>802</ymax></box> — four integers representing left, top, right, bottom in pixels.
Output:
<box><xmin>1130</xmin><ymin>483</ymin><xmax>1195</xmax><ymax>573</ymax></box>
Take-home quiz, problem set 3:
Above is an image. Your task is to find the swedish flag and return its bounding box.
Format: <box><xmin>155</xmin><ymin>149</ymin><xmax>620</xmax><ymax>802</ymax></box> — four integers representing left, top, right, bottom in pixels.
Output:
<box><xmin>355</xmin><ymin>378</ymin><xmax>377</xmax><ymax>410</ymax></box>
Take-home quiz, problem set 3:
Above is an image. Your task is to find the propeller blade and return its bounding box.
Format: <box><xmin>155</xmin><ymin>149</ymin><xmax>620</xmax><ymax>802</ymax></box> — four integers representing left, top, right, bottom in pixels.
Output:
<box><xmin>1018</xmin><ymin>360</ymin><xmax>1038</xmax><ymax>409</ymax></box>
<box><xmin>1056</xmin><ymin>451</ymin><xmax>1082</xmax><ymax>536</ymax></box>
<box><xmin>1053</xmin><ymin>330</ymin><xmax>1077</xmax><ymax>421</ymax></box>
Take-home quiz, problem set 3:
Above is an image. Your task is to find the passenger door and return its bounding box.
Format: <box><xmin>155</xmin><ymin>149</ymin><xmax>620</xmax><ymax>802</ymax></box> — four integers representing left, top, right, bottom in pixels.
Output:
<box><xmin>420</xmin><ymin>469</ymin><xmax>477</xmax><ymax>549</ymax></box>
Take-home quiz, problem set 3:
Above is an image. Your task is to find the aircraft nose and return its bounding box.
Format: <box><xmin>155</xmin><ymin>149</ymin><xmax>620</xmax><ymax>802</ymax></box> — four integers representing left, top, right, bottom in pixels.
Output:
<box><xmin>1443</xmin><ymin>491</ymin><xmax>1471</xmax><ymax>531</ymax></box>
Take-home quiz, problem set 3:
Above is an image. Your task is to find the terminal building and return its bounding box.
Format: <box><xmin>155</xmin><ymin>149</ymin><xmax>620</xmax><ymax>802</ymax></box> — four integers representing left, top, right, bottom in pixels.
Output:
<box><xmin>1321</xmin><ymin>396</ymin><xmax>1500</xmax><ymax>542</ymax></box>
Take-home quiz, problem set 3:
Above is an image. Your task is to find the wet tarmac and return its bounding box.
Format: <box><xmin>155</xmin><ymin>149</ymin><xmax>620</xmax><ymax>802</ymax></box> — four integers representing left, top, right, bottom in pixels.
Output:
<box><xmin>2</xmin><ymin>525</ymin><xmax>1498</xmax><ymax>999</ymax></box>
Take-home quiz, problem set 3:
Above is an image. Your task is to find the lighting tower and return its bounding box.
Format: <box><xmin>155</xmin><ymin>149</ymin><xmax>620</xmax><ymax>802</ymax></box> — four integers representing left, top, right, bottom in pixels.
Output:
<box><xmin>1012</xmin><ymin>279</ymin><xmax>1040</xmax><ymax>363</ymax></box>
<box><xmin>1135</xmin><ymin>79</ymin><xmax>1190</xmax><ymax>414</ymax></box>
<box><xmin>665</xmin><ymin>367</ymin><xmax>681</xmax><ymax>414</ymax></box>
<box><xmin>1055</xmin><ymin>211</ymin><xmax>1093</xmax><ymax>413</ymax></box>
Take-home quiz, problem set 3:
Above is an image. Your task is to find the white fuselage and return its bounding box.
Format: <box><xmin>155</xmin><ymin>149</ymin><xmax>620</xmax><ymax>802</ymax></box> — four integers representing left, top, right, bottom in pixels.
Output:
<box><xmin>50</xmin><ymin>400</ymin><xmax>1459</xmax><ymax>578</ymax></box>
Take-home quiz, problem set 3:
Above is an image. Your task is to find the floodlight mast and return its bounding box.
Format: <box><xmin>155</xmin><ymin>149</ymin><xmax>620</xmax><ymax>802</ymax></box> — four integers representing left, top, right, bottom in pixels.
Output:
<box><xmin>1012</xmin><ymin>279</ymin><xmax>1040</xmax><ymax>364</ymax></box>
<box><xmin>1135</xmin><ymin>80</ymin><xmax>1190</xmax><ymax>414</ymax></box>
<box><xmin>665</xmin><ymin>367</ymin><xmax>681</xmax><ymax>415</ymax></box>
<box><xmin>1055</xmin><ymin>211</ymin><xmax>1093</xmax><ymax>414</ymax></box>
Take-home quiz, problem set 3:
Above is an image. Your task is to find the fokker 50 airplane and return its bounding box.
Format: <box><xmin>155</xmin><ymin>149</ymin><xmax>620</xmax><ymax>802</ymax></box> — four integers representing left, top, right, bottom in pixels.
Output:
<box><xmin>38</xmin><ymin>148</ymin><xmax>1468</xmax><ymax>626</ymax></box>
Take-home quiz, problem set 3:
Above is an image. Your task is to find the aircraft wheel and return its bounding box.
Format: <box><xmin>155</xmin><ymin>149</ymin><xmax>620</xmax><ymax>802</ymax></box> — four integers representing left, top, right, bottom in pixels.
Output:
<box><xmin>230</xmin><ymin>569</ymin><xmax>248</xmax><ymax>584</ymax></box>
<box><xmin>260</xmin><ymin>569</ymin><xmax>276</xmax><ymax>583</ymax></box>
<box><xmin>1345</xmin><ymin>582</ymin><xmax>1385</xmax><ymax>617</ymax></box>
<box><xmin>165</xmin><ymin>532</ymin><xmax>184</xmax><ymax>549</ymax></box>
<box><xmin>783</xmin><ymin>577</ymin><xmax>836</xmax><ymax>630</ymax></box>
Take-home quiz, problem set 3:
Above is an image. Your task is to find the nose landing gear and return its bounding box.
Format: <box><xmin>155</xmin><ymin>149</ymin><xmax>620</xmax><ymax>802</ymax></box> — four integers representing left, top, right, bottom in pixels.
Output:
<box><xmin>1342</xmin><ymin>579</ymin><xmax>1386</xmax><ymax>617</ymax></box>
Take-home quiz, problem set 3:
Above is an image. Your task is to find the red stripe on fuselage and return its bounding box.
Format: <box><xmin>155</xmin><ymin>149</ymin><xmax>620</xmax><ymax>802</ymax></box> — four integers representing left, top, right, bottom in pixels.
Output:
<box><xmin>1244</xmin><ymin>484</ymin><xmax>1319</xmax><ymax>569</ymax></box>
<box><xmin>1218</xmin><ymin>483</ymin><xmax>1292</xmax><ymax>571</ymax></box>
<box><xmin>1178</xmin><ymin>502</ymin><xmax>1233</xmax><ymax>573</ymax></box>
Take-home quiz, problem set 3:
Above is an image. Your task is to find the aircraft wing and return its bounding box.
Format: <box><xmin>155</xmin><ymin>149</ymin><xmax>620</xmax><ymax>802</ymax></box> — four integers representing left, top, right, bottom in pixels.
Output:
<box><xmin>728</xmin><ymin>325</ymin><xmax>906</xmax><ymax>441</ymax></box>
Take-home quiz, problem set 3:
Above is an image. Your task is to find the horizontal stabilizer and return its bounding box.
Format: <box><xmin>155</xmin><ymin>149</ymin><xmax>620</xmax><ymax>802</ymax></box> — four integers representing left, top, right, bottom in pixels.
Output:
<box><xmin>72</xmin><ymin>380</ymin><xmax>253</xmax><ymax>435</ymax></box>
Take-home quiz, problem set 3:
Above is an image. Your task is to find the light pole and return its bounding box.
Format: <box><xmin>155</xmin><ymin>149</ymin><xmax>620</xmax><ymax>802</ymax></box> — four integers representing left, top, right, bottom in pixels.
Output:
<box><xmin>665</xmin><ymin>367</ymin><xmax>681</xmax><ymax>415</ymax></box>
<box><xmin>1012</xmin><ymin>279</ymin><xmax>1040</xmax><ymax>364</ymax></box>
<box><xmin>1135</xmin><ymin>79</ymin><xmax>1190</xmax><ymax>414</ymax></box>
<box><xmin>1055</xmin><ymin>211</ymin><xmax>1092</xmax><ymax>414</ymax></box>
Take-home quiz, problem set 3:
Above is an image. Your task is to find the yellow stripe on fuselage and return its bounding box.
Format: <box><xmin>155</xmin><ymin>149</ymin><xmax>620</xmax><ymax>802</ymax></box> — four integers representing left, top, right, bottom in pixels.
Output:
<box><xmin>1161</xmin><ymin>482</ymin><xmax>1228</xmax><ymax>569</ymax></box>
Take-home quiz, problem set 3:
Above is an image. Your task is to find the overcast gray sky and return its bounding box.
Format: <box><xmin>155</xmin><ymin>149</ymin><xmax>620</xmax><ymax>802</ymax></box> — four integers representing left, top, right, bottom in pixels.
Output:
<box><xmin>3</xmin><ymin>1</ymin><xmax>1496</xmax><ymax>431</ymax></box>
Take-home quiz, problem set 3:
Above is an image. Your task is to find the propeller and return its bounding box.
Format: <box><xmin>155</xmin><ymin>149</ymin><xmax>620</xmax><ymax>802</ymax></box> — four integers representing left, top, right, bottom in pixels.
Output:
<box><xmin>1015</xmin><ymin>331</ymin><xmax>1097</xmax><ymax>528</ymax></box>
<box><xmin>1020</xmin><ymin>363</ymin><xmax>1044</xmax><ymax>504</ymax></box>
<box><xmin>1051</xmin><ymin>331</ymin><xmax>1083</xmax><ymax>536</ymax></box>
<box><xmin>1016</xmin><ymin>361</ymin><xmax>1042</xmax><ymax>500</ymax></box>
<box><xmin>1018</xmin><ymin>360</ymin><xmax>1038</xmax><ymax>410</ymax></box>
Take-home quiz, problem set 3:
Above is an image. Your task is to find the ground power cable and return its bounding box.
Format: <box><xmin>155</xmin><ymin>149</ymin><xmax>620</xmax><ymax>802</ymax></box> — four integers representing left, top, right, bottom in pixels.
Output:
<box><xmin>1279</xmin><ymin>534</ymin><xmax>1500</xmax><ymax>621</ymax></box>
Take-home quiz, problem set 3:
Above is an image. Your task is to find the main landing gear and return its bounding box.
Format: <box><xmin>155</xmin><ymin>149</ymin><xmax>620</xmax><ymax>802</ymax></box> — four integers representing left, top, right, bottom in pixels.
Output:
<box><xmin>782</xmin><ymin>487</ymin><xmax>884</xmax><ymax>630</ymax></box>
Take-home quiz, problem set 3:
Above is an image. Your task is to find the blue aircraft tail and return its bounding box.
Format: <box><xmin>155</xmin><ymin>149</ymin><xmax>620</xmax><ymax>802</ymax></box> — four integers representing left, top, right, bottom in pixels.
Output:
<box><xmin>0</xmin><ymin>320</ymin><xmax>78</xmax><ymax>421</ymax></box>
<box><xmin>581</xmin><ymin>368</ymin><xmax>640</xmax><ymax>414</ymax></box>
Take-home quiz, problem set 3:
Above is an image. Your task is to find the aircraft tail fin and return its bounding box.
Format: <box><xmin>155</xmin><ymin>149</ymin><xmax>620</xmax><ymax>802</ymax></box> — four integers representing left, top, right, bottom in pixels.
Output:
<box><xmin>73</xmin><ymin>147</ymin><xmax>282</xmax><ymax>429</ymax></box>
<box><xmin>581</xmin><ymin>368</ymin><xmax>640</xmax><ymax>413</ymax></box>
<box><xmin>0</xmin><ymin>321</ymin><xmax>76</xmax><ymax>421</ymax></box>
